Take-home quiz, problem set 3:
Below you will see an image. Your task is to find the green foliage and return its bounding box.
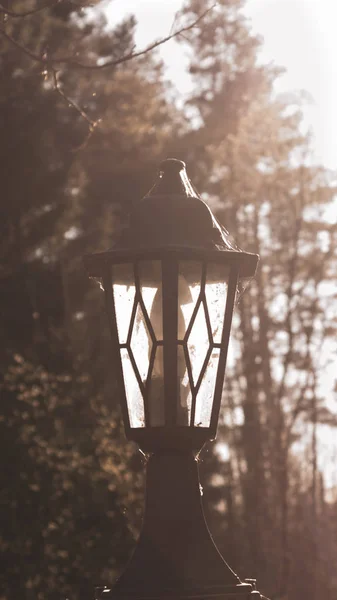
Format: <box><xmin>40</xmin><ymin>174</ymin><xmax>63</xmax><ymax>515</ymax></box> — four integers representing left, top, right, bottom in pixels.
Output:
<box><xmin>1</xmin><ymin>355</ymin><xmax>144</xmax><ymax>600</ymax></box>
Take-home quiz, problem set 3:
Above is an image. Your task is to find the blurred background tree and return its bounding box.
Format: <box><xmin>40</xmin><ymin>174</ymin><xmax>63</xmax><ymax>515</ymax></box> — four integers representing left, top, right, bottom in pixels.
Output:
<box><xmin>1</xmin><ymin>1</ymin><xmax>337</xmax><ymax>600</ymax></box>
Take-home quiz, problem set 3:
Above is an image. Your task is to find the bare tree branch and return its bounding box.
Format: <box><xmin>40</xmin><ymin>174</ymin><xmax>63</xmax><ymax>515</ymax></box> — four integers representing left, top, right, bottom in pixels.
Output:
<box><xmin>0</xmin><ymin>5</ymin><xmax>216</xmax><ymax>69</ymax></box>
<box><xmin>0</xmin><ymin>3</ymin><xmax>215</xmax><ymax>146</ymax></box>
<box><xmin>50</xmin><ymin>67</ymin><xmax>94</xmax><ymax>126</ymax></box>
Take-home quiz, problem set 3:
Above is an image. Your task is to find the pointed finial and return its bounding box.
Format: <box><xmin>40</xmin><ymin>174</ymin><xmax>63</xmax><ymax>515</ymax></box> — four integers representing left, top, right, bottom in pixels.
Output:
<box><xmin>159</xmin><ymin>158</ymin><xmax>186</xmax><ymax>174</ymax></box>
<box><xmin>146</xmin><ymin>158</ymin><xmax>198</xmax><ymax>198</ymax></box>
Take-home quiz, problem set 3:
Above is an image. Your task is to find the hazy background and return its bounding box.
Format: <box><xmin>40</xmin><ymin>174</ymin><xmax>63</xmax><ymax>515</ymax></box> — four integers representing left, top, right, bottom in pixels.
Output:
<box><xmin>108</xmin><ymin>0</ymin><xmax>337</xmax><ymax>169</ymax></box>
<box><xmin>1</xmin><ymin>2</ymin><xmax>337</xmax><ymax>600</ymax></box>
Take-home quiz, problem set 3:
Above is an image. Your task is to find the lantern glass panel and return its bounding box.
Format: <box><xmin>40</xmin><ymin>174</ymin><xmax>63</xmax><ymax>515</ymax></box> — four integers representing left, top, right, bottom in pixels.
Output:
<box><xmin>177</xmin><ymin>260</ymin><xmax>230</xmax><ymax>428</ymax></box>
<box><xmin>111</xmin><ymin>256</ymin><xmax>233</xmax><ymax>433</ymax></box>
<box><xmin>120</xmin><ymin>348</ymin><xmax>145</xmax><ymax>428</ymax></box>
<box><xmin>112</xmin><ymin>260</ymin><xmax>164</xmax><ymax>429</ymax></box>
<box><xmin>178</xmin><ymin>261</ymin><xmax>209</xmax><ymax>388</ymax></box>
<box><xmin>130</xmin><ymin>303</ymin><xmax>152</xmax><ymax>382</ymax></box>
<box><xmin>177</xmin><ymin>261</ymin><xmax>206</xmax><ymax>424</ymax></box>
<box><xmin>187</xmin><ymin>301</ymin><xmax>210</xmax><ymax>386</ymax></box>
<box><xmin>139</xmin><ymin>261</ymin><xmax>164</xmax><ymax>427</ymax></box>
<box><xmin>194</xmin><ymin>348</ymin><xmax>220</xmax><ymax>427</ymax></box>
<box><xmin>112</xmin><ymin>263</ymin><xmax>135</xmax><ymax>344</ymax></box>
<box><xmin>178</xmin><ymin>261</ymin><xmax>202</xmax><ymax>339</ymax></box>
<box><xmin>148</xmin><ymin>347</ymin><xmax>165</xmax><ymax>426</ymax></box>
<box><xmin>139</xmin><ymin>261</ymin><xmax>163</xmax><ymax>340</ymax></box>
<box><xmin>177</xmin><ymin>345</ymin><xmax>192</xmax><ymax>426</ymax></box>
<box><xmin>205</xmin><ymin>263</ymin><xmax>228</xmax><ymax>343</ymax></box>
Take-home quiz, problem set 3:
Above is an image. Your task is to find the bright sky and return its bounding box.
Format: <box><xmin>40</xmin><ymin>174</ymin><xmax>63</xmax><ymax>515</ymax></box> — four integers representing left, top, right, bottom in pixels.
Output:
<box><xmin>108</xmin><ymin>0</ymin><xmax>337</xmax><ymax>170</ymax></box>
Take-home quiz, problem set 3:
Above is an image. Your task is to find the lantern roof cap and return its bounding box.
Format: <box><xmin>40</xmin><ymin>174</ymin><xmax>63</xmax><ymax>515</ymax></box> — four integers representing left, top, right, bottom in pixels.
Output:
<box><xmin>84</xmin><ymin>159</ymin><xmax>259</xmax><ymax>279</ymax></box>
<box><xmin>118</xmin><ymin>158</ymin><xmax>240</xmax><ymax>252</ymax></box>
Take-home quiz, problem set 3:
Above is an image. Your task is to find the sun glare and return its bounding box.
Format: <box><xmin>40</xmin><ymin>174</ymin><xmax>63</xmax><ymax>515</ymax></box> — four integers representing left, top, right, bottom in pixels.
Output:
<box><xmin>243</xmin><ymin>0</ymin><xmax>337</xmax><ymax>169</ymax></box>
<box><xmin>108</xmin><ymin>0</ymin><xmax>337</xmax><ymax>169</ymax></box>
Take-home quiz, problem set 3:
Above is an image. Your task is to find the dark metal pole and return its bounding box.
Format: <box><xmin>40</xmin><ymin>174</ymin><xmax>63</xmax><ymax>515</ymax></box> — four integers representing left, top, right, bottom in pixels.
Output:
<box><xmin>99</xmin><ymin>452</ymin><xmax>255</xmax><ymax>600</ymax></box>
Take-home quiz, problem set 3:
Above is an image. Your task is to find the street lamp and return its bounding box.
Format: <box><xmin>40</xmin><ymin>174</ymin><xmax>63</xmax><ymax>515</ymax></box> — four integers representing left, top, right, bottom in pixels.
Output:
<box><xmin>85</xmin><ymin>159</ymin><xmax>261</xmax><ymax>600</ymax></box>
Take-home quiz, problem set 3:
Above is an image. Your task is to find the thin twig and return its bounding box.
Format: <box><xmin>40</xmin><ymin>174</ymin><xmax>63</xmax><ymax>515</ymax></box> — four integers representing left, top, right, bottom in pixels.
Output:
<box><xmin>169</xmin><ymin>9</ymin><xmax>179</xmax><ymax>36</ymax></box>
<box><xmin>51</xmin><ymin>67</ymin><xmax>94</xmax><ymax>125</ymax></box>
<box><xmin>0</xmin><ymin>27</ymin><xmax>50</xmax><ymax>61</ymax></box>
<box><xmin>50</xmin><ymin>67</ymin><xmax>101</xmax><ymax>150</ymax></box>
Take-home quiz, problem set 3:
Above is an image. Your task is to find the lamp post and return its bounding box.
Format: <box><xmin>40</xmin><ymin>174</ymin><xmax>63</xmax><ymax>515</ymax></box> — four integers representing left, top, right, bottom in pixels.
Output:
<box><xmin>85</xmin><ymin>159</ymin><xmax>261</xmax><ymax>600</ymax></box>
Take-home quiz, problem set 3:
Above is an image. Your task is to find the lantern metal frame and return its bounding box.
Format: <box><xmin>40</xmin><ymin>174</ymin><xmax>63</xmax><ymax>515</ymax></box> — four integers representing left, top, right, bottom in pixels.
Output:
<box><xmin>85</xmin><ymin>245</ymin><xmax>256</xmax><ymax>453</ymax></box>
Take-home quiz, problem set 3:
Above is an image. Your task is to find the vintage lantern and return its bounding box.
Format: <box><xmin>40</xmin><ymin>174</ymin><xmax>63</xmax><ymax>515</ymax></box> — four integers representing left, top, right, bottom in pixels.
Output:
<box><xmin>85</xmin><ymin>159</ymin><xmax>258</xmax><ymax>453</ymax></box>
<box><xmin>85</xmin><ymin>159</ymin><xmax>261</xmax><ymax>600</ymax></box>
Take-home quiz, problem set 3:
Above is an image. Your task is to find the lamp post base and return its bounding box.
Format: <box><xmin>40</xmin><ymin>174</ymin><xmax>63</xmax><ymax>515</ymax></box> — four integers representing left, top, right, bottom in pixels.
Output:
<box><xmin>97</xmin><ymin>452</ymin><xmax>262</xmax><ymax>600</ymax></box>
